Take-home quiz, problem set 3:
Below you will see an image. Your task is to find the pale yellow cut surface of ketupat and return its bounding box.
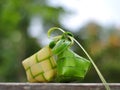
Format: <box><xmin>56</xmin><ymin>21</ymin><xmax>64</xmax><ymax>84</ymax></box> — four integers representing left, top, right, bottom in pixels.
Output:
<box><xmin>22</xmin><ymin>46</ymin><xmax>57</xmax><ymax>82</ymax></box>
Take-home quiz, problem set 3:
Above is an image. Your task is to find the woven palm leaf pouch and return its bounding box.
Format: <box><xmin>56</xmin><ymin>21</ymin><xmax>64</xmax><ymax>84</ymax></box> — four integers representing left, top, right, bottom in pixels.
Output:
<box><xmin>47</xmin><ymin>28</ymin><xmax>91</xmax><ymax>82</ymax></box>
<box><xmin>22</xmin><ymin>46</ymin><xmax>57</xmax><ymax>82</ymax></box>
<box><xmin>50</xmin><ymin>39</ymin><xmax>91</xmax><ymax>82</ymax></box>
<box><xmin>48</xmin><ymin>29</ymin><xmax>91</xmax><ymax>82</ymax></box>
<box><xmin>56</xmin><ymin>48</ymin><xmax>90</xmax><ymax>82</ymax></box>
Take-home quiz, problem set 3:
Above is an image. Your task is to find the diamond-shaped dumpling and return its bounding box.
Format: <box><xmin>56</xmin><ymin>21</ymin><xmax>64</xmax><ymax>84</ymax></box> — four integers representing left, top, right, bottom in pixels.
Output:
<box><xmin>22</xmin><ymin>46</ymin><xmax>57</xmax><ymax>82</ymax></box>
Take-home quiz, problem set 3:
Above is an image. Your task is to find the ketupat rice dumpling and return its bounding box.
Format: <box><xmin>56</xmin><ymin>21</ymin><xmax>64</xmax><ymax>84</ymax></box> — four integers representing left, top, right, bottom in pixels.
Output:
<box><xmin>22</xmin><ymin>29</ymin><xmax>91</xmax><ymax>83</ymax></box>
<box><xmin>56</xmin><ymin>49</ymin><xmax>91</xmax><ymax>82</ymax></box>
<box><xmin>22</xmin><ymin>46</ymin><xmax>57</xmax><ymax>82</ymax></box>
<box><xmin>52</xmin><ymin>39</ymin><xmax>91</xmax><ymax>82</ymax></box>
<box><xmin>22</xmin><ymin>27</ymin><xmax>110</xmax><ymax>90</ymax></box>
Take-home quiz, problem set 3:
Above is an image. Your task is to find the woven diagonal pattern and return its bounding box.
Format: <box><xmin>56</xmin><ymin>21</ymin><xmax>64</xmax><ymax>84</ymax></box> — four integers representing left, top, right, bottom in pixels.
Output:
<box><xmin>22</xmin><ymin>46</ymin><xmax>57</xmax><ymax>82</ymax></box>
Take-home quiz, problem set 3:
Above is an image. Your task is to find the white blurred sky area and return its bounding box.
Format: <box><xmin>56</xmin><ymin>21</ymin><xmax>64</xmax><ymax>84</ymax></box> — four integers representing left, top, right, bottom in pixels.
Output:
<box><xmin>28</xmin><ymin>0</ymin><xmax>120</xmax><ymax>45</ymax></box>
<box><xmin>48</xmin><ymin>0</ymin><xmax>120</xmax><ymax>31</ymax></box>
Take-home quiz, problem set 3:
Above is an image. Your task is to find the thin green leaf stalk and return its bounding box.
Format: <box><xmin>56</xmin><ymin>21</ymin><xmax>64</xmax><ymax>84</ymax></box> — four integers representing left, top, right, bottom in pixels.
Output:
<box><xmin>47</xmin><ymin>27</ymin><xmax>110</xmax><ymax>90</ymax></box>
<box><xmin>71</xmin><ymin>37</ymin><xmax>110</xmax><ymax>90</ymax></box>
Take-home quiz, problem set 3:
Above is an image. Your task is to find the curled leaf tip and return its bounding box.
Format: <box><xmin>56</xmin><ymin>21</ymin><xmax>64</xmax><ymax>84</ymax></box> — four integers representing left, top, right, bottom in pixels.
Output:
<box><xmin>47</xmin><ymin>27</ymin><xmax>65</xmax><ymax>38</ymax></box>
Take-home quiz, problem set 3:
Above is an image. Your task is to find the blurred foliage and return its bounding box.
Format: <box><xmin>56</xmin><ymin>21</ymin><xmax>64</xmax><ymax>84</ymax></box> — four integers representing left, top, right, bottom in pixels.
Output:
<box><xmin>0</xmin><ymin>0</ymin><xmax>65</xmax><ymax>82</ymax></box>
<box><xmin>0</xmin><ymin>0</ymin><xmax>120</xmax><ymax>83</ymax></box>
<box><xmin>74</xmin><ymin>22</ymin><xmax>120</xmax><ymax>83</ymax></box>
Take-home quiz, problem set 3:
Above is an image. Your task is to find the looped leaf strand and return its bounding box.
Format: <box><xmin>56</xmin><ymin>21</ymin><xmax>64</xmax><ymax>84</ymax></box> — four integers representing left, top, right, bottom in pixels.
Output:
<box><xmin>47</xmin><ymin>27</ymin><xmax>110</xmax><ymax>90</ymax></box>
